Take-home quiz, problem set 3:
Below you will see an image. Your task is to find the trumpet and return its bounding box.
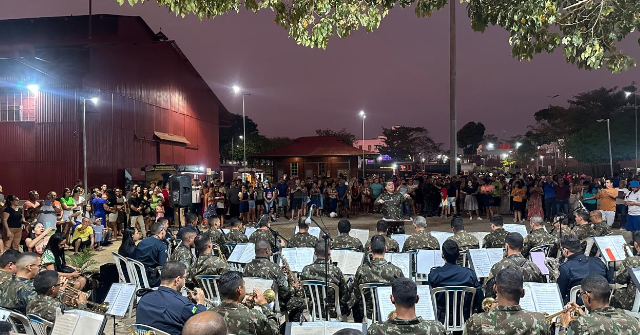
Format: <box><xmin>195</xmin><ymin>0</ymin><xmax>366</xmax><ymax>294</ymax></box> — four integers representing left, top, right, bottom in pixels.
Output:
<box><xmin>482</xmin><ymin>297</ymin><xmax>497</xmax><ymax>312</ymax></box>
<box><xmin>243</xmin><ymin>289</ymin><xmax>276</xmax><ymax>309</ymax></box>
<box><xmin>545</xmin><ymin>304</ymin><xmax>583</xmax><ymax>324</ymax></box>
<box><xmin>62</xmin><ymin>287</ymin><xmax>109</xmax><ymax>313</ymax></box>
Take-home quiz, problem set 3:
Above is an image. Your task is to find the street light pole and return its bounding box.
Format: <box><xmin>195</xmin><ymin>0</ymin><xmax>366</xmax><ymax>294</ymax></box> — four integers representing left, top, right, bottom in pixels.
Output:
<box><xmin>233</xmin><ymin>85</ymin><xmax>250</xmax><ymax>168</ymax></box>
<box><xmin>360</xmin><ymin>111</ymin><xmax>365</xmax><ymax>180</ymax></box>
<box><xmin>82</xmin><ymin>97</ymin><xmax>99</xmax><ymax>190</ymax></box>
<box><xmin>598</xmin><ymin>118</ymin><xmax>614</xmax><ymax>175</ymax></box>
<box><xmin>449</xmin><ymin>0</ymin><xmax>458</xmax><ymax>176</ymax></box>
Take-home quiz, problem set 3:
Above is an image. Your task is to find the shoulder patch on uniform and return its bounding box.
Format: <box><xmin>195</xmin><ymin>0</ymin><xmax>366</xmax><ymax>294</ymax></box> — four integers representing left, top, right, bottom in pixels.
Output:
<box><xmin>192</xmin><ymin>306</ymin><xmax>197</xmax><ymax>314</ymax></box>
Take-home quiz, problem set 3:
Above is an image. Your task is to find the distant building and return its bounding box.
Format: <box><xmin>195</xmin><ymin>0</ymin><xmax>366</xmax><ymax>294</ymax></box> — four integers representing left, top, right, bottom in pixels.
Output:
<box><xmin>353</xmin><ymin>135</ymin><xmax>385</xmax><ymax>153</ymax></box>
<box><xmin>0</xmin><ymin>15</ymin><xmax>231</xmax><ymax>197</ymax></box>
<box><xmin>254</xmin><ymin>136</ymin><xmax>376</xmax><ymax>180</ymax></box>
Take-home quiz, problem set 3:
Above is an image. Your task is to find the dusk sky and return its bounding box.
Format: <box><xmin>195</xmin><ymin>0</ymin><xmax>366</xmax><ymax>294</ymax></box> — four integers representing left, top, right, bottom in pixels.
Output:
<box><xmin>2</xmin><ymin>1</ymin><xmax>640</xmax><ymax>148</ymax></box>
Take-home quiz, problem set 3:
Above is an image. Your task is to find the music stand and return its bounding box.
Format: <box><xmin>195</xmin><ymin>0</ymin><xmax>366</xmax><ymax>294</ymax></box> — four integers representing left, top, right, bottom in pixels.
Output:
<box><xmin>104</xmin><ymin>283</ymin><xmax>137</xmax><ymax>335</ymax></box>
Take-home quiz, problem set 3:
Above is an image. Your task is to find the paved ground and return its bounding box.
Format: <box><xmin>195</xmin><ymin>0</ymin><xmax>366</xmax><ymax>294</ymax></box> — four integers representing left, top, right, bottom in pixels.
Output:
<box><xmin>93</xmin><ymin>212</ymin><xmax>630</xmax><ymax>334</ymax></box>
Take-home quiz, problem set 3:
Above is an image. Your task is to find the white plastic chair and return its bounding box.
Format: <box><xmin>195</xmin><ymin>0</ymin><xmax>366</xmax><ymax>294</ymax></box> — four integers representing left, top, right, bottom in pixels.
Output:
<box><xmin>195</xmin><ymin>275</ymin><xmax>222</xmax><ymax>306</ymax></box>
<box><xmin>359</xmin><ymin>283</ymin><xmax>388</xmax><ymax>325</ymax></box>
<box><xmin>111</xmin><ymin>252</ymin><xmax>129</xmax><ymax>284</ymax></box>
<box><xmin>131</xmin><ymin>323</ymin><xmax>170</xmax><ymax>335</ymax></box>
<box><xmin>1</xmin><ymin>308</ymin><xmax>34</xmax><ymax>335</ymax></box>
<box><xmin>301</xmin><ymin>280</ymin><xmax>344</xmax><ymax>321</ymax></box>
<box><xmin>27</xmin><ymin>314</ymin><xmax>53</xmax><ymax>335</ymax></box>
<box><xmin>127</xmin><ymin>258</ymin><xmax>151</xmax><ymax>289</ymax></box>
<box><xmin>430</xmin><ymin>286</ymin><xmax>477</xmax><ymax>333</ymax></box>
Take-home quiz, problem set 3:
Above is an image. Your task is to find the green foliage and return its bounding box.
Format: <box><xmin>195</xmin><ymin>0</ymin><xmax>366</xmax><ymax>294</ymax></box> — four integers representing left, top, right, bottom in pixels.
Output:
<box><xmin>565</xmin><ymin>112</ymin><xmax>635</xmax><ymax>163</ymax></box>
<box><xmin>315</xmin><ymin>128</ymin><xmax>357</xmax><ymax>145</ymax></box>
<box><xmin>513</xmin><ymin>139</ymin><xmax>538</xmax><ymax>164</ymax></box>
<box><xmin>457</xmin><ymin>121</ymin><xmax>486</xmax><ymax>155</ymax></box>
<box><xmin>378</xmin><ymin>125</ymin><xmax>441</xmax><ymax>161</ymax></box>
<box><xmin>67</xmin><ymin>248</ymin><xmax>98</xmax><ymax>272</ymax></box>
<box><xmin>117</xmin><ymin>0</ymin><xmax>640</xmax><ymax>72</ymax></box>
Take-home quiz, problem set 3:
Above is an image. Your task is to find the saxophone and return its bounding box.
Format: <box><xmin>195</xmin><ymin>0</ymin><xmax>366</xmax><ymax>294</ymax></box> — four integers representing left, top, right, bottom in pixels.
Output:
<box><xmin>212</xmin><ymin>244</ymin><xmax>227</xmax><ymax>262</ymax></box>
<box><xmin>624</xmin><ymin>243</ymin><xmax>634</xmax><ymax>258</ymax></box>
<box><xmin>281</xmin><ymin>256</ymin><xmax>303</xmax><ymax>296</ymax></box>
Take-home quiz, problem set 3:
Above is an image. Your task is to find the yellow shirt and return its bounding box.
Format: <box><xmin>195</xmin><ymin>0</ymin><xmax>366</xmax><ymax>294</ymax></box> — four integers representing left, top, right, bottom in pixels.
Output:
<box><xmin>72</xmin><ymin>226</ymin><xmax>94</xmax><ymax>242</ymax></box>
<box><xmin>598</xmin><ymin>188</ymin><xmax>617</xmax><ymax>212</ymax></box>
<box><xmin>511</xmin><ymin>188</ymin><xmax>525</xmax><ymax>202</ymax></box>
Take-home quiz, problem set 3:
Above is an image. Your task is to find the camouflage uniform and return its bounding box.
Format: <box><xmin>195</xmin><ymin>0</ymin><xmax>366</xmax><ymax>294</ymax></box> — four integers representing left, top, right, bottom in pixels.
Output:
<box><xmin>170</xmin><ymin>243</ymin><xmax>195</xmax><ymax>269</ymax></box>
<box><xmin>365</xmin><ymin>235</ymin><xmax>400</xmax><ymax>253</ymax></box>
<box><xmin>483</xmin><ymin>228</ymin><xmax>509</xmax><ymax>249</ymax></box>
<box><xmin>205</xmin><ymin>228</ymin><xmax>227</xmax><ymax>248</ymax></box>
<box><xmin>0</xmin><ymin>276</ymin><xmax>37</xmax><ymax>314</ymax></box>
<box><xmin>331</xmin><ymin>234</ymin><xmax>364</xmax><ymax>251</ymax></box>
<box><xmin>0</xmin><ymin>271</ymin><xmax>13</xmax><ymax>286</ymax></box>
<box><xmin>610</xmin><ymin>255</ymin><xmax>640</xmax><ymax>310</ymax></box>
<box><xmin>300</xmin><ymin>258</ymin><xmax>351</xmax><ymax>317</ymax></box>
<box><xmin>402</xmin><ymin>230</ymin><xmax>440</xmax><ymax>252</ymax></box>
<box><xmin>566</xmin><ymin>306</ymin><xmax>640</xmax><ymax>335</ymax></box>
<box><xmin>212</xmin><ymin>301</ymin><xmax>279</xmax><ymax>335</ymax></box>
<box><xmin>550</xmin><ymin>225</ymin><xmax>573</xmax><ymax>240</ymax></box>
<box><xmin>446</xmin><ymin>230</ymin><xmax>480</xmax><ymax>251</ymax></box>
<box><xmin>592</xmin><ymin>220</ymin><xmax>611</xmax><ymax>237</ymax></box>
<box><xmin>376</xmin><ymin>192</ymin><xmax>405</xmax><ymax>220</ymax></box>
<box><xmin>287</xmin><ymin>232</ymin><xmax>318</xmax><ymax>248</ymax></box>
<box><xmin>572</xmin><ymin>224</ymin><xmax>597</xmax><ymax>254</ymax></box>
<box><xmin>26</xmin><ymin>294</ymin><xmax>86</xmax><ymax>322</ymax></box>
<box><xmin>249</xmin><ymin>228</ymin><xmax>278</xmax><ymax>250</ymax></box>
<box><xmin>353</xmin><ymin>257</ymin><xmax>404</xmax><ymax>321</ymax></box>
<box><xmin>368</xmin><ymin>317</ymin><xmax>446</xmax><ymax>335</ymax></box>
<box><xmin>189</xmin><ymin>254</ymin><xmax>228</xmax><ymax>285</ymax></box>
<box><xmin>522</xmin><ymin>227</ymin><xmax>557</xmax><ymax>257</ymax></box>
<box><xmin>243</xmin><ymin>257</ymin><xmax>305</xmax><ymax>321</ymax></box>
<box><xmin>226</xmin><ymin>229</ymin><xmax>249</xmax><ymax>244</ymax></box>
<box><xmin>482</xmin><ymin>254</ymin><xmax>545</xmax><ymax>298</ymax></box>
<box><xmin>463</xmin><ymin>305</ymin><xmax>550</xmax><ymax>335</ymax></box>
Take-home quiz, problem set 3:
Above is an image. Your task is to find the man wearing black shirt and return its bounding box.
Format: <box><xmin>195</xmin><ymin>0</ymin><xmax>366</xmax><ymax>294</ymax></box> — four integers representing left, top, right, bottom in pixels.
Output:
<box><xmin>129</xmin><ymin>190</ymin><xmax>146</xmax><ymax>237</ymax></box>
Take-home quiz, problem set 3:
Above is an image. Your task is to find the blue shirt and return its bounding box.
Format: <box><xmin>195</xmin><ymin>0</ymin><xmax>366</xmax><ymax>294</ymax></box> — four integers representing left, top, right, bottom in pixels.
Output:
<box><xmin>92</xmin><ymin>198</ymin><xmax>107</xmax><ymax>217</ymax></box>
<box><xmin>543</xmin><ymin>182</ymin><xmax>556</xmax><ymax>199</ymax></box>
<box><xmin>276</xmin><ymin>183</ymin><xmax>288</xmax><ymax>198</ymax></box>
<box><xmin>428</xmin><ymin>262</ymin><xmax>484</xmax><ymax>323</ymax></box>
<box><xmin>132</xmin><ymin>237</ymin><xmax>168</xmax><ymax>269</ymax></box>
<box><xmin>371</xmin><ymin>183</ymin><xmax>384</xmax><ymax>198</ymax></box>
<box><xmin>336</xmin><ymin>184</ymin><xmax>348</xmax><ymax>199</ymax></box>
<box><xmin>557</xmin><ymin>252</ymin><xmax>609</xmax><ymax>303</ymax></box>
<box><xmin>176</xmin><ymin>225</ymin><xmax>199</xmax><ymax>241</ymax></box>
<box><xmin>136</xmin><ymin>286</ymin><xmax>206</xmax><ymax>335</ymax></box>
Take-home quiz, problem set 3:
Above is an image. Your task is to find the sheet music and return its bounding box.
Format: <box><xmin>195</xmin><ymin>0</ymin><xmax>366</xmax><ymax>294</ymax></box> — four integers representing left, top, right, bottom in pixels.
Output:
<box><xmin>594</xmin><ymin>235</ymin><xmax>627</xmax><ymax>262</ymax></box>
<box><xmin>469</xmin><ymin>248</ymin><xmax>504</xmax><ymax>278</ymax></box>
<box><xmin>74</xmin><ymin>312</ymin><xmax>104</xmax><ymax>335</ymax></box>
<box><xmin>295</xmin><ymin>226</ymin><xmax>322</xmax><ymax>238</ymax></box>
<box><xmin>629</xmin><ymin>267</ymin><xmax>640</xmax><ymax>289</ymax></box>
<box><xmin>281</xmin><ymin>248</ymin><xmax>315</xmax><ymax>272</ymax></box>
<box><xmin>52</xmin><ymin>309</ymin><xmax>104</xmax><ymax>335</ymax></box>
<box><xmin>104</xmin><ymin>283</ymin><xmax>136</xmax><ymax>317</ymax></box>
<box><xmin>349</xmin><ymin>229</ymin><xmax>370</xmax><ymax>248</ymax></box>
<box><xmin>325</xmin><ymin>322</ymin><xmax>366</xmax><ymax>334</ymax></box>
<box><xmin>390</xmin><ymin>234</ymin><xmax>410</xmax><ymax>251</ymax></box>
<box><xmin>527</xmin><ymin>282</ymin><xmax>563</xmax><ymax>315</ymax></box>
<box><xmin>222</xmin><ymin>229</ymin><xmax>230</xmax><ymax>235</ymax></box>
<box><xmin>244</xmin><ymin>277</ymin><xmax>274</xmax><ymax>294</ymax></box>
<box><xmin>288</xmin><ymin>322</ymin><xmax>365</xmax><ymax>335</ymax></box>
<box><xmin>430</xmin><ymin>231</ymin><xmax>454</xmax><ymax>249</ymax></box>
<box><xmin>471</xmin><ymin>232</ymin><xmax>490</xmax><ymax>248</ymax></box>
<box><xmin>228</xmin><ymin>243</ymin><xmax>256</xmax><ymax>263</ymax></box>
<box><xmin>503</xmin><ymin>224</ymin><xmax>529</xmax><ymax>238</ymax></box>
<box><xmin>51</xmin><ymin>312</ymin><xmax>78</xmax><ymax>335</ymax></box>
<box><xmin>244</xmin><ymin>227</ymin><xmax>257</xmax><ymax>238</ymax></box>
<box><xmin>331</xmin><ymin>250</ymin><xmax>364</xmax><ymax>275</ymax></box>
<box><xmin>376</xmin><ymin>285</ymin><xmax>435</xmax><ymax>321</ymax></box>
<box><xmin>519</xmin><ymin>286</ymin><xmax>537</xmax><ymax>312</ymax></box>
<box><xmin>0</xmin><ymin>309</ymin><xmax>8</xmax><ymax>322</ymax></box>
<box><xmin>416</xmin><ymin>250</ymin><xmax>445</xmax><ymax>275</ymax></box>
<box><xmin>383</xmin><ymin>253</ymin><xmax>411</xmax><ymax>277</ymax></box>
<box><xmin>530</xmin><ymin>252</ymin><xmax>549</xmax><ymax>275</ymax></box>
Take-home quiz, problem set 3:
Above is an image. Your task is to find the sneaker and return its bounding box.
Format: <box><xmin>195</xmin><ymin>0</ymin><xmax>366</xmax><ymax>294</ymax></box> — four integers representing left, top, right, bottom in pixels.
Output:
<box><xmin>477</xmin><ymin>217</ymin><xmax>483</xmax><ymax>220</ymax></box>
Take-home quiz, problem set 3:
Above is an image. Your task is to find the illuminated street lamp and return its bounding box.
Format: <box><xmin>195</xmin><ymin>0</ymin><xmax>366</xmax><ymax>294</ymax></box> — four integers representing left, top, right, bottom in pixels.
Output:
<box><xmin>233</xmin><ymin>85</ymin><xmax>250</xmax><ymax>167</ymax></box>
<box><xmin>359</xmin><ymin>110</ymin><xmax>366</xmax><ymax>179</ymax></box>
<box><xmin>82</xmin><ymin>97</ymin><xmax>99</xmax><ymax>189</ymax></box>
<box><xmin>625</xmin><ymin>86</ymin><xmax>638</xmax><ymax>173</ymax></box>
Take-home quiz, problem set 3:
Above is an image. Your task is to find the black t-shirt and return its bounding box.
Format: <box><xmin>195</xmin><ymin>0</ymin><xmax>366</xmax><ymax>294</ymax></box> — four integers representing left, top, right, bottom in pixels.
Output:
<box><xmin>446</xmin><ymin>183</ymin><xmax>457</xmax><ymax>197</ymax></box>
<box><xmin>129</xmin><ymin>197</ymin><xmax>142</xmax><ymax>216</ymax></box>
<box><xmin>3</xmin><ymin>207</ymin><xmax>23</xmax><ymax>229</ymax></box>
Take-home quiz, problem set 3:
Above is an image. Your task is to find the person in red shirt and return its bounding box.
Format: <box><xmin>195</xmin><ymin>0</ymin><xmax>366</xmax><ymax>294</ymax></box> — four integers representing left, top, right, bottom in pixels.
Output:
<box><xmin>439</xmin><ymin>182</ymin><xmax>448</xmax><ymax>218</ymax></box>
<box><xmin>162</xmin><ymin>182</ymin><xmax>173</xmax><ymax>226</ymax></box>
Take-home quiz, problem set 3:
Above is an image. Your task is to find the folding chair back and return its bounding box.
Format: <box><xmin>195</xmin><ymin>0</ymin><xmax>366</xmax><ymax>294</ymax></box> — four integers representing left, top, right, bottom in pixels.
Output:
<box><xmin>359</xmin><ymin>283</ymin><xmax>388</xmax><ymax>325</ymax></box>
<box><xmin>27</xmin><ymin>314</ymin><xmax>53</xmax><ymax>335</ymax></box>
<box><xmin>2</xmin><ymin>308</ymin><xmax>34</xmax><ymax>335</ymax></box>
<box><xmin>111</xmin><ymin>252</ymin><xmax>130</xmax><ymax>283</ymax></box>
<box><xmin>195</xmin><ymin>275</ymin><xmax>222</xmax><ymax>306</ymax></box>
<box><xmin>127</xmin><ymin>258</ymin><xmax>151</xmax><ymax>289</ymax></box>
<box><xmin>430</xmin><ymin>286</ymin><xmax>477</xmax><ymax>333</ymax></box>
<box><xmin>301</xmin><ymin>280</ymin><xmax>343</xmax><ymax>321</ymax></box>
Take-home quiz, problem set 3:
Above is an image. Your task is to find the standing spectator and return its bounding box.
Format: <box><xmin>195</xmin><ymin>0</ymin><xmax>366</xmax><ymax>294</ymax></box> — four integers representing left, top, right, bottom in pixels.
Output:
<box><xmin>129</xmin><ymin>189</ymin><xmax>146</xmax><ymax>237</ymax></box>
<box><xmin>105</xmin><ymin>189</ymin><xmax>119</xmax><ymax>241</ymax></box>
<box><xmin>511</xmin><ymin>181</ymin><xmax>525</xmax><ymax>223</ymax></box>
<box><xmin>598</xmin><ymin>178</ymin><xmax>618</xmax><ymax>227</ymax></box>
<box><xmin>542</xmin><ymin>176</ymin><xmax>557</xmax><ymax>223</ymax></box>
<box><xmin>92</xmin><ymin>191</ymin><xmax>108</xmax><ymax>227</ymax></box>
<box><xmin>162</xmin><ymin>182</ymin><xmax>173</xmax><ymax>226</ymax></box>
<box><xmin>247</xmin><ymin>186</ymin><xmax>256</xmax><ymax>223</ymax></box>
<box><xmin>582</xmin><ymin>181</ymin><xmax>598</xmax><ymax>211</ymax></box>
<box><xmin>478</xmin><ymin>179</ymin><xmax>493</xmax><ymax>220</ymax></box>
<box><xmin>0</xmin><ymin>184</ymin><xmax>4</xmax><ymax>209</ymax></box>
<box><xmin>59</xmin><ymin>188</ymin><xmax>76</xmax><ymax>234</ymax></box>
<box><xmin>226</xmin><ymin>181</ymin><xmax>240</xmax><ymax>219</ymax></box>
<box><xmin>2</xmin><ymin>195</ymin><xmax>28</xmax><ymax>251</ymax></box>
<box><xmin>214</xmin><ymin>187</ymin><xmax>226</xmax><ymax>226</ymax></box>
<box><xmin>238</xmin><ymin>184</ymin><xmax>249</xmax><ymax>224</ymax></box>
<box><xmin>264</xmin><ymin>182</ymin><xmax>276</xmax><ymax>221</ymax></box>
<box><xmin>625</xmin><ymin>181</ymin><xmax>640</xmax><ymax>232</ymax></box>
<box><xmin>309</xmin><ymin>183</ymin><xmax>321</xmax><ymax>217</ymax></box>
<box><xmin>336</xmin><ymin>179</ymin><xmax>349</xmax><ymax>218</ymax></box>
<box><xmin>461</xmin><ymin>180</ymin><xmax>480</xmax><ymax>220</ymax></box>
<box><xmin>351</xmin><ymin>180</ymin><xmax>360</xmax><ymax>214</ymax></box>
<box><xmin>191</xmin><ymin>179</ymin><xmax>202</xmax><ymax>217</ymax></box>
<box><xmin>361</xmin><ymin>180</ymin><xmax>372</xmax><ymax>215</ymax></box>
<box><xmin>276</xmin><ymin>178</ymin><xmax>289</xmax><ymax>219</ymax></box>
<box><xmin>527</xmin><ymin>180</ymin><xmax>544</xmax><ymax>220</ymax></box>
<box><xmin>616</xmin><ymin>180</ymin><xmax>630</xmax><ymax>230</ymax></box>
<box><xmin>499</xmin><ymin>177</ymin><xmax>511</xmax><ymax>215</ymax></box>
<box><xmin>490</xmin><ymin>176</ymin><xmax>503</xmax><ymax>218</ymax></box>
<box><xmin>371</xmin><ymin>177</ymin><xmax>383</xmax><ymax>213</ymax></box>
<box><xmin>290</xmin><ymin>178</ymin><xmax>306</xmax><ymax>221</ymax></box>
<box><xmin>555</xmin><ymin>179</ymin><xmax>571</xmax><ymax>216</ymax></box>
<box><xmin>255</xmin><ymin>182</ymin><xmax>265</xmax><ymax>217</ymax></box>
<box><xmin>155</xmin><ymin>199</ymin><xmax>166</xmax><ymax>220</ymax></box>
<box><xmin>22</xmin><ymin>190</ymin><xmax>41</xmax><ymax>223</ymax></box>
<box><xmin>445</xmin><ymin>178</ymin><xmax>458</xmax><ymax>216</ymax></box>
<box><xmin>327</xmin><ymin>182</ymin><xmax>338</xmax><ymax>215</ymax></box>
<box><xmin>438</xmin><ymin>181</ymin><xmax>448</xmax><ymax>218</ymax></box>
<box><xmin>115</xmin><ymin>188</ymin><xmax>126</xmax><ymax>238</ymax></box>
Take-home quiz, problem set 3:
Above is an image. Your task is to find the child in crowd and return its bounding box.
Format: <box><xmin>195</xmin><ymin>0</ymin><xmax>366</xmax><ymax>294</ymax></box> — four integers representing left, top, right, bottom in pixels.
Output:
<box><xmin>155</xmin><ymin>199</ymin><xmax>165</xmax><ymax>220</ymax></box>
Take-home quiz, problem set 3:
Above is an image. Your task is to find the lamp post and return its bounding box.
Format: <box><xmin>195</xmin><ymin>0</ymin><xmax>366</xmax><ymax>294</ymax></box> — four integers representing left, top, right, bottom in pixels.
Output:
<box><xmin>359</xmin><ymin>110</ymin><xmax>365</xmax><ymax>180</ymax></box>
<box><xmin>233</xmin><ymin>86</ymin><xmax>250</xmax><ymax>168</ymax></box>
<box><xmin>82</xmin><ymin>97</ymin><xmax>99</xmax><ymax>190</ymax></box>
<box><xmin>597</xmin><ymin>118</ymin><xmax>613</xmax><ymax>176</ymax></box>
<box><xmin>625</xmin><ymin>86</ymin><xmax>638</xmax><ymax>174</ymax></box>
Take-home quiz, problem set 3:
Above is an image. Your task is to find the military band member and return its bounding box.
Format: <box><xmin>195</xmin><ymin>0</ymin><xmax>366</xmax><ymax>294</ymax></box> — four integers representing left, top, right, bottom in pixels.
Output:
<box><xmin>204</xmin><ymin>216</ymin><xmax>226</xmax><ymax>250</ymax></box>
<box><xmin>464</xmin><ymin>268</ymin><xmax>550</xmax><ymax>335</ymax></box>
<box><xmin>249</xmin><ymin>216</ymin><xmax>284</xmax><ymax>251</ymax></box>
<box><xmin>483</xmin><ymin>215</ymin><xmax>509</xmax><ymax>249</ymax></box>
<box><xmin>189</xmin><ymin>233</ymin><xmax>228</xmax><ymax>285</ymax></box>
<box><xmin>483</xmin><ymin>232</ymin><xmax>545</xmax><ymax>298</ymax></box>
<box><xmin>402</xmin><ymin>216</ymin><xmax>439</xmax><ymax>252</ymax></box>
<box><xmin>211</xmin><ymin>271</ymin><xmax>279</xmax><ymax>335</ymax></box>
<box><xmin>243</xmin><ymin>240</ymin><xmax>305</xmax><ymax>321</ymax></box>
<box><xmin>301</xmin><ymin>240</ymin><xmax>351</xmax><ymax>317</ymax></box>
<box><xmin>170</xmin><ymin>230</ymin><xmax>196</xmax><ymax>269</ymax></box>
<box><xmin>590</xmin><ymin>210</ymin><xmax>611</xmax><ymax>237</ymax></box>
<box><xmin>610</xmin><ymin>231</ymin><xmax>640</xmax><ymax>310</ymax></box>
<box><xmin>376</xmin><ymin>181</ymin><xmax>411</xmax><ymax>220</ymax></box>
<box><xmin>0</xmin><ymin>249</ymin><xmax>19</xmax><ymax>285</ymax></box>
<box><xmin>523</xmin><ymin>215</ymin><xmax>557</xmax><ymax>257</ymax></box>
<box><xmin>288</xmin><ymin>220</ymin><xmax>318</xmax><ymax>248</ymax></box>
<box><xmin>225</xmin><ymin>218</ymin><xmax>249</xmax><ymax>244</ymax></box>
<box><xmin>571</xmin><ymin>211</ymin><xmax>597</xmax><ymax>255</ymax></box>
<box><xmin>560</xmin><ymin>274</ymin><xmax>640</xmax><ymax>335</ymax></box>
<box><xmin>549</xmin><ymin>214</ymin><xmax>573</xmax><ymax>240</ymax></box>
<box><xmin>27</xmin><ymin>270</ymin><xmax>87</xmax><ymax>322</ymax></box>
<box><xmin>446</xmin><ymin>217</ymin><xmax>480</xmax><ymax>252</ymax></box>
<box><xmin>364</xmin><ymin>221</ymin><xmax>400</xmax><ymax>253</ymax></box>
<box><xmin>331</xmin><ymin>219</ymin><xmax>364</xmax><ymax>252</ymax></box>
<box><xmin>0</xmin><ymin>252</ymin><xmax>40</xmax><ymax>314</ymax></box>
<box><xmin>557</xmin><ymin>235</ymin><xmax>609</xmax><ymax>304</ymax></box>
<box><xmin>182</xmin><ymin>311</ymin><xmax>228</xmax><ymax>335</ymax></box>
<box><xmin>354</xmin><ymin>235</ymin><xmax>404</xmax><ymax>323</ymax></box>
<box><xmin>367</xmin><ymin>278</ymin><xmax>446</xmax><ymax>335</ymax></box>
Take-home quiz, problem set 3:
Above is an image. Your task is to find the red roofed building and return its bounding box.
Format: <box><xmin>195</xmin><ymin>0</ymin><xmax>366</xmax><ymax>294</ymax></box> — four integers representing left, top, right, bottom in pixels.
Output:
<box><xmin>254</xmin><ymin>136</ymin><xmax>376</xmax><ymax>180</ymax></box>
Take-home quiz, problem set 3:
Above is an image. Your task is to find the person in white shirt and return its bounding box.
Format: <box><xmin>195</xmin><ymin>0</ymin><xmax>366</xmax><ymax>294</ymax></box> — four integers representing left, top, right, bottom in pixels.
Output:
<box><xmin>624</xmin><ymin>180</ymin><xmax>640</xmax><ymax>232</ymax></box>
<box><xmin>191</xmin><ymin>179</ymin><xmax>203</xmax><ymax>217</ymax></box>
<box><xmin>616</xmin><ymin>180</ymin><xmax>630</xmax><ymax>231</ymax></box>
